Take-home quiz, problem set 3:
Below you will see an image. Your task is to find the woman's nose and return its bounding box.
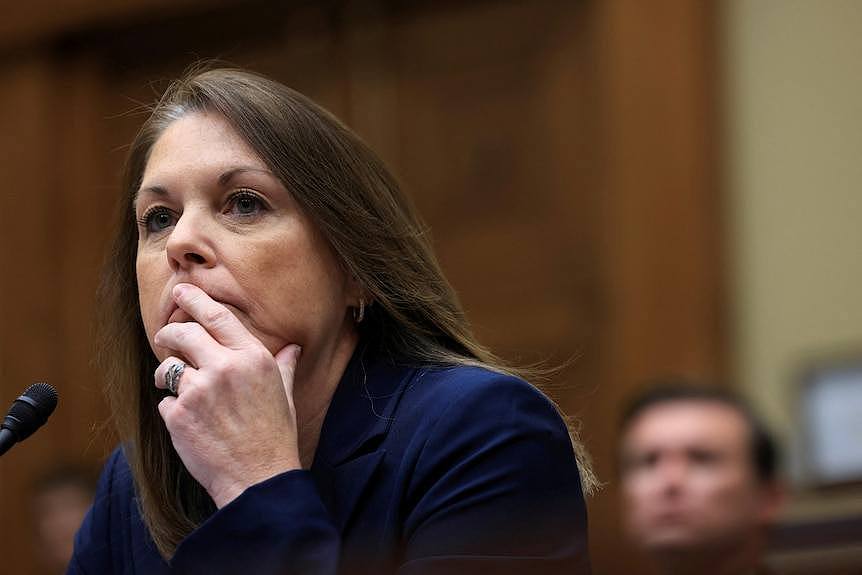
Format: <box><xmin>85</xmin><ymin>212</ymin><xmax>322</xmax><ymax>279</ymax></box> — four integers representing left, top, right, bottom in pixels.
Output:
<box><xmin>165</xmin><ymin>209</ymin><xmax>218</xmax><ymax>270</ymax></box>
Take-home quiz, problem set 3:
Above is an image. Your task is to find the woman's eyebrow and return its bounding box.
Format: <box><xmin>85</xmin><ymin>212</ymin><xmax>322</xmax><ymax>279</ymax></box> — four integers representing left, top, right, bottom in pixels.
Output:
<box><xmin>133</xmin><ymin>185</ymin><xmax>168</xmax><ymax>208</ymax></box>
<box><xmin>217</xmin><ymin>166</ymin><xmax>275</xmax><ymax>186</ymax></box>
<box><xmin>133</xmin><ymin>167</ymin><xmax>275</xmax><ymax>204</ymax></box>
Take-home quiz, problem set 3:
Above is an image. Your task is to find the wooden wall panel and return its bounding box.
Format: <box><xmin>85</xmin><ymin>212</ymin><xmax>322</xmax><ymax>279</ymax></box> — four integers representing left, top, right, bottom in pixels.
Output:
<box><xmin>585</xmin><ymin>1</ymin><xmax>724</xmax><ymax>572</ymax></box>
<box><xmin>1</xmin><ymin>0</ymin><xmax>238</xmax><ymax>53</ymax></box>
<box><xmin>0</xmin><ymin>54</ymin><xmax>67</xmax><ymax>575</ymax></box>
<box><xmin>53</xmin><ymin>57</ymin><xmax>115</xmax><ymax>459</ymax></box>
<box><xmin>380</xmin><ymin>0</ymin><xmax>599</xmax><ymax>361</ymax></box>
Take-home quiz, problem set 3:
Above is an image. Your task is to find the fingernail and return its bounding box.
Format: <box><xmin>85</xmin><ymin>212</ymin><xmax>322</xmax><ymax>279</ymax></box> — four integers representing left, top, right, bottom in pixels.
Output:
<box><xmin>173</xmin><ymin>283</ymin><xmax>189</xmax><ymax>298</ymax></box>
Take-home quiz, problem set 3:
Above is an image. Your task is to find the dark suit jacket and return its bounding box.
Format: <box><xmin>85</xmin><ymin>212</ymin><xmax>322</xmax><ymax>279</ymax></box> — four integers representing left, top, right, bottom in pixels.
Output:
<box><xmin>68</xmin><ymin>348</ymin><xmax>591</xmax><ymax>574</ymax></box>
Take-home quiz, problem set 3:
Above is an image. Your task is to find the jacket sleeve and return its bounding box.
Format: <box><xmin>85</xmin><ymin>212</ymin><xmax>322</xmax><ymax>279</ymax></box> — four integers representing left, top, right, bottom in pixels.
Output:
<box><xmin>169</xmin><ymin>469</ymin><xmax>340</xmax><ymax>575</ymax></box>
<box><xmin>67</xmin><ymin>448</ymin><xmax>338</xmax><ymax>575</ymax></box>
<box><xmin>396</xmin><ymin>374</ymin><xmax>591</xmax><ymax>575</ymax></box>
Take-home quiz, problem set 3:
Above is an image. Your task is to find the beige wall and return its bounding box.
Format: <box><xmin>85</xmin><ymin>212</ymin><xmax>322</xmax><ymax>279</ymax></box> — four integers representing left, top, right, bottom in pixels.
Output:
<box><xmin>725</xmin><ymin>0</ymin><xmax>862</xmax><ymax>515</ymax></box>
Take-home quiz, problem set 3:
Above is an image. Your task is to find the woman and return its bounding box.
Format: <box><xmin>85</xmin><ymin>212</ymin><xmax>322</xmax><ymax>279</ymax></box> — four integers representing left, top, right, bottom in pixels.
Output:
<box><xmin>69</xmin><ymin>68</ymin><xmax>591</xmax><ymax>574</ymax></box>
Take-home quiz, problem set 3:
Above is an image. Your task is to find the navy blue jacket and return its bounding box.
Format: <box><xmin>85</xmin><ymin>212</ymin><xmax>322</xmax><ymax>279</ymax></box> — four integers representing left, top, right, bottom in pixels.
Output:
<box><xmin>68</xmin><ymin>349</ymin><xmax>590</xmax><ymax>574</ymax></box>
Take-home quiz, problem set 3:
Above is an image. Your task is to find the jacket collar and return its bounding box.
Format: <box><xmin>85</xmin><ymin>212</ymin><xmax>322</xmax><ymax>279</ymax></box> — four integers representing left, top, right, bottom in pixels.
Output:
<box><xmin>309</xmin><ymin>344</ymin><xmax>418</xmax><ymax>531</ymax></box>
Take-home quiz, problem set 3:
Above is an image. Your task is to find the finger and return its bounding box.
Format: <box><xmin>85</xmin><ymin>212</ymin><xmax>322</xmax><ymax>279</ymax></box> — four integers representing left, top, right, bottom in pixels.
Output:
<box><xmin>158</xmin><ymin>395</ymin><xmax>178</xmax><ymax>421</ymax></box>
<box><xmin>274</xmin><ymin>344</ymin><xmax>302</xmax><ymax>397</ymax></box>
<box><xmin>154</xmin><ymin>356</ymin><xmax>197</xmax><ymax>393</ymax></box>
<box><xmin>155</xmin><ymin>322</ymin><xmax>221</xmax><ymax>369</ymax></box>
<box><xmin>173</xmin><ymin>283</ymin><xmax>253</xmax><ymax>349</ymax></box>
<box><xmin>154</xmin><ymin>356</ymin><xmax>183</xmax><ymax>390</ymax></box>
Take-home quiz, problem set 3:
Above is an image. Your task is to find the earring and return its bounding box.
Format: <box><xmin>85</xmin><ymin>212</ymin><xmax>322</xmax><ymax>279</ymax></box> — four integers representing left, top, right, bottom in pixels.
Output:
<box><xmin>353</xmin><ymin>298</ymin><xmax>365</xmax><ymax>323</ymax></box>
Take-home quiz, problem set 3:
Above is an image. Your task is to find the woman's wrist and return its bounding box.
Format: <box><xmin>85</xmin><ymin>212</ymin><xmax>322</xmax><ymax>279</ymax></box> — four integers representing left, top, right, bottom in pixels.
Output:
<box><xmin>209</xmin><ymin>455</ymin><xmax>303</xmax><ymax>508</ymax></box>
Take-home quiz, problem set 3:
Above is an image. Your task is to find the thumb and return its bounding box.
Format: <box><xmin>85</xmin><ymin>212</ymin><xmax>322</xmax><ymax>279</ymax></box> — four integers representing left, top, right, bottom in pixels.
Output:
<box><xmin>274</xmin><ymin>344</ymin><xmax>302</xmax><ymax>397</ymax></box>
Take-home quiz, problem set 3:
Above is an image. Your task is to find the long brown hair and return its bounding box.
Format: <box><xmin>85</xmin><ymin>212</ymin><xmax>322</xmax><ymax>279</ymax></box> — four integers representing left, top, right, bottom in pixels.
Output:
<box><xmin>98</xmin><ymin>67</ymin><xmax>594</xmax><ymax>559</ymax></box>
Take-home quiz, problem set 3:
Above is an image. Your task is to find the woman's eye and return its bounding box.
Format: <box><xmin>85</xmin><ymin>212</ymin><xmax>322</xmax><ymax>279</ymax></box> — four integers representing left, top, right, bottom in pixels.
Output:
<box><xmin>227</xmin><ymin>191</ymin><xmax>266</xmax><ymax>217</ymax></box>
<box><xmin>139</xmin><ymin>207</ymin><xmax>176</xmax><ymax>233</ymax></box>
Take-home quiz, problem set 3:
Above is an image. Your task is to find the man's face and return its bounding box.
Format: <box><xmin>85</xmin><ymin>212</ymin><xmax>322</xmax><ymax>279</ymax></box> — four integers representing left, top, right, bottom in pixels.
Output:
<box><xmin>620</xmin><ymin>401</ymin><xmax>774</xmax><ymax>555</ymax></box>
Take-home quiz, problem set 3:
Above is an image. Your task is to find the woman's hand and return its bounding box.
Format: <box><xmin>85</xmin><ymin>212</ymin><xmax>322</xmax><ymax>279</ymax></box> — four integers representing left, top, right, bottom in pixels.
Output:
<box><xmin>153</xmin><ymin>283</ymin><xmax>303</xmax><ymax>508</ymax></box>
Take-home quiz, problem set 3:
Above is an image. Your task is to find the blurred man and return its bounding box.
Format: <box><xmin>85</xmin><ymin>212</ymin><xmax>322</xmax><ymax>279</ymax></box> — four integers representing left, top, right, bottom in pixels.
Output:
<box><xmin>619</xmin><ymin>384</ymin><xmax>784</xmax><ymax>575</ymax></box>
<box><xmin>31</xmin><ymin>465</ymin><xmax>96</xmax><ymax>575</ymax></box>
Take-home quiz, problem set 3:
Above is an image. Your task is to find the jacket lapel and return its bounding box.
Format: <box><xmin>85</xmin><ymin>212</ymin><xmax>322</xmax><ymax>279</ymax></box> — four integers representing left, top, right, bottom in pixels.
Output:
<box><xmin>313</xmin><ymin>451</ymin><xmax>386</xmax><ymax>531</ymax></box>
<box><xmin>310</xmin><ymin>345</ymin><xmax>417</xmax><ymax>531</ymax></box>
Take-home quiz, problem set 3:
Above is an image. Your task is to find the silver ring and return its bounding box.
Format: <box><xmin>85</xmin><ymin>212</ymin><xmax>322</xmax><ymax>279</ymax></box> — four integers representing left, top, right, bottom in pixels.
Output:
<box><xmin>165</xmin><ymin>363</ymin><xmax>185</xmax><ymax>396</ymax></box>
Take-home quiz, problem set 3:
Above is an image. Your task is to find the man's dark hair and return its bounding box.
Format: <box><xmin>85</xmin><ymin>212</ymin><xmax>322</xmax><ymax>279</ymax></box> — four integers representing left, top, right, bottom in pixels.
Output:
<box><xmin>32</xmin><ymin>463</ymin><xmax>98</xmax><ymax>498</ymax></box>
<box><xmin>619</xmin><ymin>381</ymin><xmax>780</xmax><ymax>484</ymax></box>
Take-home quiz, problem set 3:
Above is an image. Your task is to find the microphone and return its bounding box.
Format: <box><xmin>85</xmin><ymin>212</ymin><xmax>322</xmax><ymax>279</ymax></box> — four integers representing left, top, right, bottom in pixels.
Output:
<box><xmin>0</xmin><ymin>382</ymin><xmax>58</xmax><ymax>457</ymax></box>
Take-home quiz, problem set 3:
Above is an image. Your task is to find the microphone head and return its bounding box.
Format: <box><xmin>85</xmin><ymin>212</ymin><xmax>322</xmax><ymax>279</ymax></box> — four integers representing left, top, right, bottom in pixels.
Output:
<box><xmin>2</xmin><ymin>382</ymin><xmax>59</xmax><ymax>441</ymax></box>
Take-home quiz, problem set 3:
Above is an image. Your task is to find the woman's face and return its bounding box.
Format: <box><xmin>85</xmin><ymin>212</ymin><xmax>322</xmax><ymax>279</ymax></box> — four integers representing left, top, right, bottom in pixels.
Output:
<box><xmin>135</xmin><ymin>111</ymin><xmax>356</xmax><ymax>366</ymax></box>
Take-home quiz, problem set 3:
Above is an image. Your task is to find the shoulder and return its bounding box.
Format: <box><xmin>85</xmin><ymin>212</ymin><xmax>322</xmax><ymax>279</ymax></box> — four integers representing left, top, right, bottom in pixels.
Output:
<box><xmin>392</xmin><ymin>364</ymin><xmax>590</xmax><ymax>562</ymax></box>
<box><xmin>398</xmin><ymin>364</ymin><xmax>570</xmax><ymax>439</ymax></box>
<box><xmin>392</xmin><ymin>364</ymin><xmax>580</xmax><ymax>483</ymax></box>
<box><xmin>82</xmin><ymin>446</ymin><xmax>136</xmax><ymax>527</ymax></box>
<box><xmin>88</xmin><ymin>447</ymin><xmax>133</xmax><ymax>512</ymax></box>
<box><xmin>70</xmin><ymin>447</ymin><xmax>136</xmax><ymax>572</ymax></box>
<box><xmin>94</xmin><ymin>446</ymin><xmax>136</xmax><ymax>507</ymax></box>
<box><xmin>403</xmin><ymin>363</ymin><xmax>551</xmax><ymax>404</ymax></box>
